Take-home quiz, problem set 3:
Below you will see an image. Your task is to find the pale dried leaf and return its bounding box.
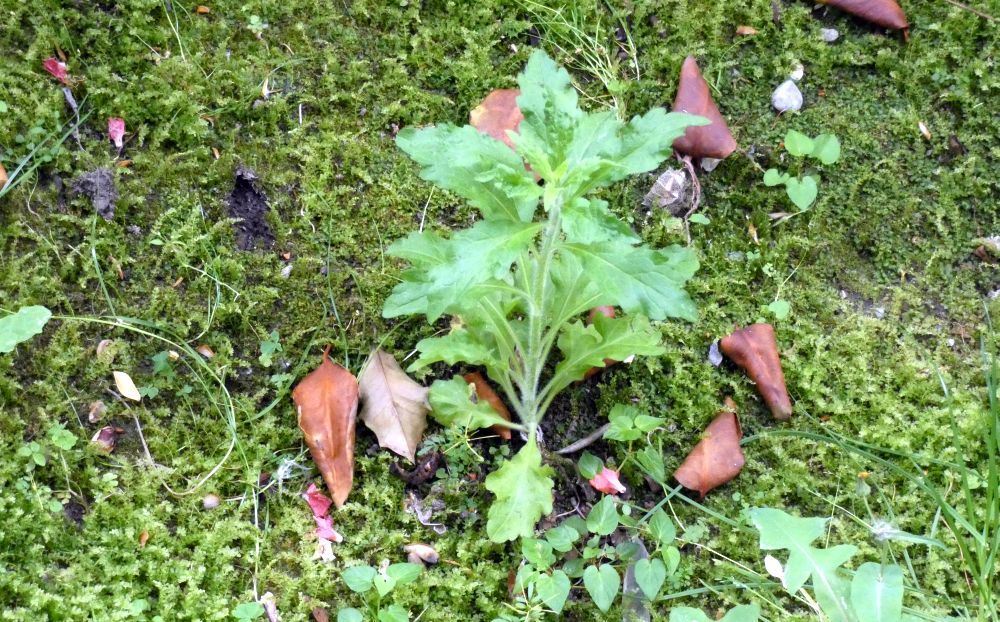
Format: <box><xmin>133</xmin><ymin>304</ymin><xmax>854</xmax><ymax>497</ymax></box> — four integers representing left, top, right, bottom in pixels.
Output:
<box><xmin>113</xmin><ymin>371</ymin><xmax>141</xmax><ymax>401</ymax></box>
<box><xmin>358</xmin><ymin>349</ymin><xmax>429</xmax><ymax>462</ymax></box>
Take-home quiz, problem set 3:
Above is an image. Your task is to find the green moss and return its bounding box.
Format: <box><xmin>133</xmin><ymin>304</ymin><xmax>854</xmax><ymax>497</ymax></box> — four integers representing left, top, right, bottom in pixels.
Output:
<box><xmin>1</xmin><ymin>0</ymin><xmax>998</xmax><ymax>619</ymax></box>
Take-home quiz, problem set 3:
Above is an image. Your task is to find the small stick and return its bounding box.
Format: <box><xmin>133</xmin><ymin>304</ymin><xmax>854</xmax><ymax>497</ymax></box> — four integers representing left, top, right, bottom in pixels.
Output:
<box><xmin>942</xmin><ymin>0</ymin><xmax>996</xmax><ymax>20</ymax></box>
<box><xmin>556</xmin><ymin>423</ymin><xmax>610</xmax><ymax>455</ymax></box>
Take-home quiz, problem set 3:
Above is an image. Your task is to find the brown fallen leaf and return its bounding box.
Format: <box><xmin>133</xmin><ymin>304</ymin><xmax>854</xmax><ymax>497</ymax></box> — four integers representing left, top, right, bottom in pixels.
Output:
<box><xmin>673</xmin><ymin>397</ymin><xmax>745</xmax><ymax>498</ymax></box>
<box><xmin>462</xmin><ymin>371</ymin><xmax>512</xmax><ymax>440</ymax></box>
<box><xmin>0</xmin><ymin>162</ymin><xmax>7</xmax><ymax>188</ymax></box>
<box><xmin>196</xmin><ymin>5</ymin><xmax>211</xmax><ymax>14</ymax></box>
<box><xmin>720</xmin><ymin>323</ymin><xmax>792</xmax><ymax>420</ymax></box>
<box><xmin>582</xmin><ymin>306</ymin><xmax>620</xmax><ymax>380</ymax></box>
<box><xmin>293</xmin><ymin>347</ymin><xmax>359</xmax><ymax>508</ymax></box>
<box><xmin>311</xmin><ymin>608</ymin><xmax>330</xmax><ymax>622</ymax></box>
<box><xmin>735</xmin><ymin>25</ymin><xmax>759</xmax><ymax>35</ymax></box>
<box><xmin>196</xmin><ymin>344</ymin><xmax>215</xmax><ymax>358</ymax></box>
<box><xmin>139</xmin><ymin>530</ymin><xmax>150</xmax><ymax>547</ymax></box>
<box><xmin>820</xmin><ymin>0</ymin><xmax>908</xmax><ymax>31</ymax></box>
<box><xmin>470</xmin><ymin>89</ymin><xmax>523</xmax><ymax>151</ymax></box>
<box><xmin>672</xmin><ymin>56</ymin><xmax>738</xmax><ymax>160</ymax></box>
<box><xmin>358</xmin><ymin>348</ymin><xmax>428</xmax><ymax>462</ymax></box>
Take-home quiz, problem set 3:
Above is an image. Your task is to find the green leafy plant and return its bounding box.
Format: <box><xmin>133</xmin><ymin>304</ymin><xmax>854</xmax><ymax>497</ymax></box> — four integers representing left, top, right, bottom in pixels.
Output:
<box><xmin>669</xmin><ymin>605</ymin><xmax>759</xmax><ymax>622</ymax></box>
<box><xmin>763</xmin><ymin>129</ymin><xmax>841</xmax><ymax>211</ymax></box>
<box><xmin>340</xmin><ymin>562</ymin><xmax>423</xmax><ymax>622</ymax></box>
<box><xmin>231</xmin><ymin>602</ymin><xmax>265</xmax><ymax>621</ymax></box>
<box><xmin>385</xmin><ymin>49</ymin><xmax>706</xmax><ymax>542</ymax></box>
<box><xmin>0</xmin><ymin>306</ymin><xmax>53</xmax><ymax>354</ymax></box>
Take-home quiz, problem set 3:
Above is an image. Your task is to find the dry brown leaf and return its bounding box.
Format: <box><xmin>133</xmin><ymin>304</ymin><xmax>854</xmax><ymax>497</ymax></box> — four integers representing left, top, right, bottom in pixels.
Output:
<box><xmin>673</xmin><ymin>398</ymin><xmax>745</xmax><ymax>498</ymax></box>
<box><xmin>196</xmin><ymin>5</ymin><xmax>211</xmax><ymax>14</ymax></box>
<box><xmin>293</xmin><ymin>347</ymin><xmax>359</xmax><ymax>508</ymax></box>
<box><xmin>672</xmin><ymin>56</ymin><xmax>738</xmax><ymax>160</ymax></box>
<box><xmin>0</xmin><ymin>162</ymin><xmax>7</xmax><ymax>188</ymax></box>
<box><xmin>462</xmin><ymin>371</ymin><xmax>513</xmax><ymax>440</ymax></box>
<box><xmin>311</xmin><ymin>609</ymin><xmax>330</xmax><ymax>622</ymax></box>
<box><xmin>358</xmin><ymin>348</ymin><xmax>428</xmax><ymax>462</ymax></box>
<box><xmin>113</xmin><ymin>371</ymin><xmax>141</xmax><ymax>401</ymax></box>
<box><xmin>735</xmin><ymin>25</ymin><xmax>759</xmax><ymax>35</ymax></box>
<box><xmin>470</xmin><ymin>89</ymin><xmax>523</xmax><ymax>151</ymax></box>
<box><xmin>821</xmin><ymin>0</ymin><xmax>909</xmax><ymax>31</ymax></box>
<box><xmin>720</xmin><ymin>323</ymin><xmax>792</xmax><ymax>420</ymax></box>
<box><xmin>196</xmin><ymin>344</ymin><xmax>215</xmax><ymax>358</ymax></box>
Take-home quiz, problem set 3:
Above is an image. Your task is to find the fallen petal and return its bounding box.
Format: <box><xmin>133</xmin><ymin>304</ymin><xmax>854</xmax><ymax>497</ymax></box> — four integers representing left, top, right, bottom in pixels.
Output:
<box><xmin>90</xmin><ymin>426</ymin><xmax>117</xmax><ymax>453</ymax></box>
<box><xmin>303</xmin><ymin>483</ymin><xmax>333</xmax><ymax>518</ymax></box>
<box><xmin>43</xmin><ymin>58</ymin><xmax>70</xmax><ymax>85</ymax></box>
<box><xmin>313</xmin><ymin>538</ymin><xmax>336</xmax><ymax>562</ymax></box>
<box><xmin>822</xmin><ymin>0</ymin><xmax>908</xmax><ymax>30</ymax></box>
<box><xmin>107</xmin><ymin>117</ymin><xmax>125</xmax><ymax>150</ymax></box>
<box><xmin>672</xmin><ymin>56</ymin><xmax>738</xmax><ymax>160</ymax></box>
<box><xmin>260</xmin><ymin>592</ymin><xmax>279</xmax><ymax>622</ymax></box>
<box><xmin>772</xmin><ymin>80</ymin><xmax>803</xmax><ymax>113</ymax></box>
<box><xmin>589</xmin><ymin>467</ymin><xmax>627</xmax><ymax>495</ymax></box>
<box><xmin>113</xmin><ymin>371</ymin><xmax>142</xmax><ymax>402</ymax></box>
<box><xmin>313</xmin><ymin>516</ymin><xmax>344</xmax><ymax>543</ymax></box>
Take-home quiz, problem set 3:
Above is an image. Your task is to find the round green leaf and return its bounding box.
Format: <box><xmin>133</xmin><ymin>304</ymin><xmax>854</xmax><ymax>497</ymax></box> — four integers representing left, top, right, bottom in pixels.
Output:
<box><xmin>783</xmin><ymin>129</ymin><xmax>815</xmax><ymax>157</ymax></box>
<box><xmin>763</xmin><ymin>169</ymin><xmax>788</xmax><ymax>187</ymax></box>
<box><xmin>521</xmin><ymin>538</ymin><xmax>556</xmax><ymax>569</ymax></box>
<box><xmin>811</xmin><ymin>134</ymin><xmax>841</xmax><ymax>165</ymax></box>
<box><xmin>377</xmin><ymin>605</ymin><xmax>409</xmax><ymax>622</ymax></box>
<box><xmin>586</xmin><ymin>496</ymin><xmax>619</xmax><ymax>536</ymax></box>
<box><xmin>342</xmin><ymin>566</ymin><xmax>377</xmax><ymax>593</ymax></box>
<box><xmin>647</xmin><ymin>509</ymin><xmax>676</xmax><ymax>547</ymax></box>
<box><xmin>337</xmin><ymin>608</ymin><xmax>364</xmax><ymax>622</ymax></box>
<box><xmin>385</xmin><ymin>562</ymin><xmax>422</xmax><ymax>585</ymax></box>
<box><xmin>578</xmin><ymin>451</ymin><xmax>603</xmax><ymax>479</ymax></box>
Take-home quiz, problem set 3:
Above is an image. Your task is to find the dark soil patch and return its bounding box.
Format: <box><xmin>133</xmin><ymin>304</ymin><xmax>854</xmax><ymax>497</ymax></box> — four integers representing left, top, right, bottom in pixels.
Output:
<box><xmin>72</xmin><ymin>168</ymin><xmax>118</xmax><ymax>221</ymax></box>
<box><xmin>227</xmin><ymin>165</ymin><xmax>274</xmax><ymax>251</ymax></box>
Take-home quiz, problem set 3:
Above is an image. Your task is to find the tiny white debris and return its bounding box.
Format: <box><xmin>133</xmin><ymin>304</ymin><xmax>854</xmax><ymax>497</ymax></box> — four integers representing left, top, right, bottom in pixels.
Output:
<box><xmin>280</xmin><ymin>264</ymin><xmax>293</xmax><ymax>279</ymax></box>
<box><xmin>918</xmin><ymin>121</ymin><xmax>931</xmax><ymax>140</ymax></box>
<box><xmin>708</xmin><ymin>340</ymin><xmax>724</xmax><ymax>367</ymax></box>
<box><xmin>789</xmin><ymin>63</ymin><xmax>804</xmax><ymax>81</ymax></box>
<box><xmin>947</xmin><ymin>338</ymin><xmax>956</xmax><ymax>347</ymax></box>
<box><xmin>820</xmin><ymin>28</ymin><xmax>839</xmax><ymax>42</ymax></box>
<box><xmin>772</xmin><ymin>80</ymin><xmax>803</xmax><ymax>113</ymax></box>
<box><xmin>700</xmin><ymin>157</ymin><xmax>722</xmax><ymax>172</ymax></box>
<box><xmin>167</xmin><ymin>350</ymin><xmax>180</xmax><ymax>361</ymax></box>
<box><xmin>874</xmin><ymin>306</ymin><xmax>886</xmax><ymax>319</ymax></box>
<box><xmin>202</xmin><ymin>494</ymin><xmax>221</xmax><ymax>509</ymax></box>
<box><xmin>764</xmin><ymin>554</ymin><xmax>785</xmax><ymax>581</ymax></box>
<box><xmin>313</xmin><ymin>537</ymin><xmax>336</xmax><ymax>562</ymax></box>
<box><xmin>113</xmin><ymin>371</ymin><xmax>142</xmax><ymax>401</ymax></box>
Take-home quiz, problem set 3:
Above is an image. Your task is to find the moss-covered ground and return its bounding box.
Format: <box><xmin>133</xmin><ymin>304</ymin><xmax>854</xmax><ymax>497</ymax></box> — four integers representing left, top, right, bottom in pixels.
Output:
<box><xmin>1</xmin><ymin>0</ymin><xmax>998</xmax><ymax>620</ymax></box>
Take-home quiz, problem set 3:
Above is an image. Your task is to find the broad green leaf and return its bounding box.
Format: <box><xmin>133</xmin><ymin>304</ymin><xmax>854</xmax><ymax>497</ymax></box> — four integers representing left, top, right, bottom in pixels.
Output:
<box><xmin>563</xmin><ymin>242</ymin><xmax>698</xmax><ymax>321</ymax></box>
<box><xmin>513</xmin><ymin>50</ymin><xmax>583</xmax><ymax>180</ymax></box>
<box><xmin>634</xmin><ymin>414</ymin><xmax>664</xmax><ymax>432</ymax></box>
<box><xmin>750</xmin><ymin>508</ymin><xmax>856</xmax><ymax>621</ymax></box>
<box><xmin>485</xmin><ymin>441</ymin><xmax>554</xmax><ymax>541</ymax></box>
<box><xmin>647</xmin><ymin>509</ymin><xmax>676</xmax><ymax>547</ymax></box>
<box><xmin>552</xmin><ymin>314</ymin><xmax>665</xmax><ymax>393</ymax></box>
<box><xmin>377</xmin><ymin>605</ymin><xmax>409</xmax><ymax>622</ymax></box>
<box><xmin>763</xmin><ymin>168</ymin><xmax>789</xmax><ymax>186</ymax></box>
<box><xmin>427</xmin><ymin>377</ymin><xmax>512</xmax><ymax>431</ymax></box>
<box><xmin>607</xmin><ymin>109</ymin><xmax>708</xmax><ymax>179</ymax></box>
<box><xmin>586</xmin><ymin>495</ymin><xmax>619</xmax><ymax>536</ymax></box>
<box><xmin>583</xmin><ymin>564</ymin><xmax>620</xmax><ymax>612</ymax></box>
<box><xmin>561</xmin><ymin>197</ymin><xmax>639</xmax><ymax>245</ymax></box>
<box><xmin>577</xmin><ymin>451</ymin><xmax>603</xmax><ymax>479</ymax></box>
<box><xmin>545</xmin><ymin>524</ymin><xmax>581</xmax><ymax>553</ymax></box>
<box><xmin>812</xmin><ymin>134</ymin><xmax>841</xmax><ymax>165</ymax></box>
<box><xmin>373</xmin><ymin>573</ymin><xmax>396</xmax><ymax>597</ymax></box>
<box><xmin>851</xmin><ymin>563</ymin><xmax>904</xmax><ymax>622</ymax></box>
<box><xmin>562</xmin><ymin>558</ymin><xmax>585</xmax><ymax>578</ymax></box>
<box><xmin>535</xmin><ymin>570</ymin><xmax>571</xmax><ymax>614</ymax></box>
<box><xmin>662</xmin><ymin>546</ymin><xmax>681</xmax><ymax>575</ymax></box>
<box><xmin>232</xmin><ymin>603</ymin><xmax>265</xmax><ymax>620</ymax></box>
<box><xmin>342</xmin><ymin>565</ymin><xmax>377</xmax><ymax>593</ymax></box>
<box><xmin>384</xmin><ymin>220</ymin><xmax>542</xmax><ymax>321</ymax></box>
<box><xmin>604</xmin><ymin>404</ymin><xmax>642</xmax><ymax>442</ymax></box>
<box><xmin>338</xmin><ymin>609</ymin><xmax>364</xmax><ymax>622</ymax></box>
<box><xmin>633</xmin><ymin>558</ymin><xmax>666</xmax><ymax>600</ymax></box>
<box><xmin>636</xmin><ymin>445</ymin><xmax>665</xmax><ymax>483</ymax></box>
<box><xmin>385</xmin><ymin>562</ymin><xmax>423</xmax><ymax>584</ymax></box>
<box><xmin>409</xmin><ymin>329</ymin><xmax>499</xmax><ymax>373</ymax></box>
<box><xmin>396</xmin><ymin>124</ymin><xmax>541</xmax><ymax>222</ymax></box>
<box><xmin>670</xmin><ymin>605</ymin><xmax>760</xmax><ymax>622</ymax></box>
<box><xmin>767</xmin><ymin>299</ymin><xmax>791</xmax><ymax>320</ymax></box>
<box><xmin>0</xmin><ymin>305</ymin><xmax>52</xmax><ymax>353</ymax></box>
<box><xmin>784</xmin><ymin>129</ymin><xmax>815</xmax><ymax>157</ymax></box>
<box><xmin>522</xmin><ymin>538</ymin><xmax>556</xmax><ymax>570</ymax></box>
<box><xmin>785</xmin><ymin>176</ymin><xmax>818</xmax><ymax>210</ymax></box>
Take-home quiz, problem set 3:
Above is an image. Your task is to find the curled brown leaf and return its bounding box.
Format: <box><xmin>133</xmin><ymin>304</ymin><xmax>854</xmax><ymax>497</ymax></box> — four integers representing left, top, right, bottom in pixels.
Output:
<box><xmin>672</xmin><ymin>57</ymin><xmax>738</xmax><ymax>160</ymax></box>
<box><xmin>292</xmin><ymin>347</ymin><xmax>359</xmax><ymax>508</ymax></box>
<box><xmin>821</xmin><ymin>0</ymin><xmax>908</xmax><ymax>31</ymax></box>
<box><xmin>673</xmin><ymin>397</ymin><xmax>745</xmax><ymax>498</ymax></box>
<box><xmin>463</xmin><ymin>371</ymin><xmax>512</xmax><ymax>440</ymax></box>
<box><xmin>720</xmin><ymin>323</ymin><xmax>792</xmax><ymax>420</ymax></box>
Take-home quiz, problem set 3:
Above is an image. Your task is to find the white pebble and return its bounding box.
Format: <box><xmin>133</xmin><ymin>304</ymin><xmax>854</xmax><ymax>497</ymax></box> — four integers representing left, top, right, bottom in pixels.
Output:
<box><xmin>772</xmin><ymin>80</ymin><xmax>803</xmax><ymax>113</ymax></box>
<box><xmin>789</xmin><ymin>63</ymin><xmax>804</xmax><ymax>81</ymax></box>
<box><xmin>820</xmin><ymin>28</ymin><xmax>839</xmax><ymax>42</ymax></box>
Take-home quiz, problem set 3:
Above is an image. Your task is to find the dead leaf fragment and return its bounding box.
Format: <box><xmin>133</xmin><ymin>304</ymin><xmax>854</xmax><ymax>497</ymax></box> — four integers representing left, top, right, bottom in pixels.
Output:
<box><xmin>88</xmin><ymin>400</ymin><xmax>107</xmax><ymax>423</ymax></box>
<box><xmin>470</xmin><ymin>89</ymin><xmax>523</xmax><ymax>151</ymax></box>
<box><xmin>672</xmin><ymin>56</ymin><xmax>738</xmax><ymax>160</ymax></box>
<box><xmin>196</xmin><ymin>5</ymin><xmax>210</xmax><ymax>13</ymax></box>
<box><xmin>139</xmin><ymin>530</ymin><xmax>150</xmax><ymax>547</ymax></box>
<box><xmin>820</xmin><ymin>0</ymin><xmax>909</xmax><ymax>31</ymax></box>
<box><xmin>113</xmin><ymin>371</ymin><xmax>141</xmax><ymax>401</ymax></box>
<box><xmin>90</xmin><ymin>426</ymin><xmax>118</xmax><ymax>453</ymax></box>
<box><xmin>720</xmin><ymin>323</ymin><xmax>792</xmax><ymax>420</ymax></box>
<box><xmin>311</xmin><ymin>609</ymin><xmax>330</xmax><ymax>622</ymax></box>
<box><xmin>403</xmin><ymin>543</ymin><xmax>440</xmax><ymax>565</ymax></box>
<box><xmin>735</xmin><ymin>25</ymin><xmax>758</xmax><ymax>35</ymax></box>
<box><xmin>196</xmin><ymin>344</ymin><xmax>215</xmax><ymax>358</ymax></box>
<box><xmin>292</xmin><ymin>347</ymin><xmax>359</xmax><ymax>508</ymax></box>
<box><xmin>673</xmin><ymin>398</ymin><xmax>745</xmax><ymax>498</ymax></box>
<box><xmin>358</xmin><ymin>349</ymin><xmax>429</xmax><ymax>462</ymax></box>
<box><xmin>0</xmin><ymin>162</ymin><xmax>7</xmax><ymax>189</ymax></box>
<box><xmin>462</xmin><ymin>371</ymin><xmax>512</xmax><ymax>440</ymax></box>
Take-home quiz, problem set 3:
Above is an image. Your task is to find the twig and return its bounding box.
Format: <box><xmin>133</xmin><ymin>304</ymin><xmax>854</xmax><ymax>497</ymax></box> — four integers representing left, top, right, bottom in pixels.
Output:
<box><xmin>942</xmin><ymin>0</ymin><xmax>996</xmax><ymax>21</ymax></box>
<box><xmin>555</xmin><ymin>423</ymin><xmax>610</xmax><ymax>454</ymax></box>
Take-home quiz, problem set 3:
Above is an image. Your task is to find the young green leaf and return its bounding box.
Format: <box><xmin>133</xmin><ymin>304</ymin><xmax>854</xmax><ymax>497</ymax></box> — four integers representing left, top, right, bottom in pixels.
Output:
<box><xmin>763</xmin><ymin>168</ymin><xmax>789</xmax><ymax>187</ymax></box>
<box><xmin>521</xmin><ymin>538</ymin><xmax>557</xmax><ymax>570</ymax></box>
<box><xmin>342</xmin><ymin>565</ymin><xmax>377</xmax><ymax>593</ymax></box>
<box><xmin>545</xmin><ymin>524</ymin><xmax>582</xmax><ymax>553</ymax></box>
<box><xmin>784</xmin><ymin>176</ymin><xmax>818</xmax><ymax>210</ymax></box>
<box><xmin>561</xmin><ymin>197</ymin><xmax>640</xmax><ymax>246</ymax></box>
<box><xmin>583</xmin><ymin>564</ymin><xmax>620</xmax><ymax>612</ymax></box>
<box><xmin>409</xmin><ymin>329</ymin><xmax>499</xmax><ymax>373</ymax></box>
<box><xmin>670</xmin><ymin>604</ymin><xmax>760</xmax><ymax>622</ymax></box>
<box><xmin>337</xmin><ymin>609</ymin><xmax>364</xmax><ymax>622</ymax></box>
<box><xmin>604</xmin><ymin>404</ymin><xmax>642</xmax><ymax>442</ymax></box>
<box><xmin>586</xmin><ymin>495</ymin><xmax>619</xmax><ymax>536</ymax></box>
<box><xmin>396</xmin><ymin>123</ymin><xmax>541</xmax><ymax>222</ymax></box>
<box><xmin>783</xmin><ymin>129</ymin><xmax>815</xmax><ymax>157</ymax></box>
<box><xmin>633</xmin><ymin>557</ymin><xmax>666</xmax><ymax>600</ymax></box>
<box><xmin>0</xmin><ymin>305</ymin><xmax>52</xmax><ymax>353</ymax></box>
<box><xmin>577</xmin><ymin>451</ymin><xmax>603</xmax><ymax>480</ymax></box>
<box><xmin>811</xmin><ymin>134</ymin><xmax>841</xmax><ymax>165</ymax></box>
<box><xmin>232</xmin><ymin>602</ymin><xmax>265</xmax><ymax>620</ymax></box>
<box><xmin>373</xmin><ymin>573</ymin><xmax>396</xmax><ymax>598</ymax></box>
<box><xmin>535</xmin><ymin>570</ymin><xmax>571</xmax><ymax>614</ymax></box>
<box><xmin>427</xmin><ymin>377</ymin><xmax>513</xmax><ymax>431</ymax></box>
<box><xmin>258</xmin><ymin>330</ymin><xmax>281</xmax><ymax>366</ymax></box>
<box><xmin>851</xmin><ymin>562</ymin><xmax>904</xmax><ymax>622</ymax></box>
<box><xmin>662</xmin><ymin>546</ymin><xmax>681</xmax><ymax>576</ymax></box>
<box><xmin>767</xmin><ymin>299</ymin><xmax>791</xmax><ymax>320</ymax></box>
<box><xmin>484</xmin><ymin>441</ymin><xmax>554</xmax><ymax>542</ymax></box>
<box><xmin>385</xmin><ymin>562</ymin><xmax>423</xmax><ymax>584</ymax></box>
<box><xmin>635</xmin><ymin>445</ymin><xmax>666</xmax><ymax>483</ymax></box>
<box><xmin>647</xmin><ymin>509</ymin><xmax>676</xmax><ymax>547</ymax></box>
<box><xmin>377</xmin><ymin>605</ymin><xmax>409</xmax><ymax>622</ymax></box>
<box><xmin>552</xmin><ymin>315</ymin><xmax>665</xmax><ymax>394</ymax></box>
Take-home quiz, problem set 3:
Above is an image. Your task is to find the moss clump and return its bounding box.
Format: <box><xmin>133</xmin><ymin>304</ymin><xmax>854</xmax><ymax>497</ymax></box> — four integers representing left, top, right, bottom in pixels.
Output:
<box><xmin>1</xmin><ymin>0</ymin><xmax>998</xmax><ymax>620</ymax></box>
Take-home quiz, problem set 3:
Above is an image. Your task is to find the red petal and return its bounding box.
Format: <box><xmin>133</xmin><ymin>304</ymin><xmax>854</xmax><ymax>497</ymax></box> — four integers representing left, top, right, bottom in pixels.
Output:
<box><xmin>303</xmin><ymin>483</ymin><xmax>333</xmax><ymax>518</ymax></box>
<box><xmin>108</xmin><ymin>117</ymin><xmax>126</xmax><ymax>149</ymax></box>
<box><xmin>43</xmin><ymin>58</ymin><xmax>70</xmax><ymax>85</ymax></box>
<box><xmin>589</xmin><ymin>467</ymin><xmax>627</xmax><ymax>494</ymax></box>
<box><xmin>313</xmin><ymin>516</ymin><xmax>343</xmax><ymax>542</ymax></box>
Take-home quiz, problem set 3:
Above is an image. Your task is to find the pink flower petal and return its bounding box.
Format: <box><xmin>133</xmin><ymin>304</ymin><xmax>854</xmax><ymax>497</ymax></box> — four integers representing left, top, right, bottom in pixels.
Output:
<box><xmin>589</xmin><ymin>467</ymin><xmax>627</xmax><ymax>495</ymax></box>
<box><xmin>107</xmin><ymin>117</ymin><xmax>126</xmax><ymax>150</ymax></box>
<box><xmin>303</xmin><ymin>483</ymin><xmax>333</xmax><ymax>518</ymax></box>
<box><xmin>313</xmin><ymin>516</ymin><xmax>343</xmax><ymax>543</ymax></box>
<box><xmin>43</xmin><ymin>58</ymin><xmax>70</xmax><ymax>85</ymax></box>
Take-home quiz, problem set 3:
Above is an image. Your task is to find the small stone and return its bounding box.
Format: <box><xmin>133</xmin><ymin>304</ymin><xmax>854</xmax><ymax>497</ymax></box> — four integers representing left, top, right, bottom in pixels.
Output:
<box><xmin>280</xmin><ymin>264</ymin><xmax>293</xmax><ymax>279</ymax></box>
<box><xmin>700</xmin><ymin>157</ymin><xmax>722</xmax><ymax>172</ymax></box>
<box><xmin>874</xmin><ymin>306</ymin><xmax>886</xmax><ymax>319</ymax></box>
<box><xmin>772</xmin><ymin>80</ymin><xmax>803</xmax><ymax>113</ymax></box>
<box><xmin>789</xmin><ymin>63</ymin><xmax>804</xmax><ymax>81</ymax></box>
<box><xmin>203</xmin><ymin>494</ymin><xmax>221</xmax><ymax>509</ymax></box>
<box><xmin>820</xmin><ymin>28</ymin><xmax>839</xmax><ymax>43</ymax></box>
<box><xmin>708</xmin><ymin>340</ymin><xmax>724</xmax><ymax>367</ymax></box>
<box><xmin>403</xmin><ymin>543</ymin><xmax>439</xmax><ymax>565</ymax></box>
<box><xmin>87</xmin><ymin>400</ymin><xmax>107</xmax><ymax>423</ymax></box>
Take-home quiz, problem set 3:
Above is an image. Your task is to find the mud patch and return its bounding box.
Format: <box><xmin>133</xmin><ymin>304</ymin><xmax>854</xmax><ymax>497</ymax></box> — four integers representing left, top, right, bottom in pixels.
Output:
<box><xmin>228</xmin><ymin>165</ymin><xmax>274</xmax><ymax>250</ymax></box>
<box><xmin>72</xmin><ymin>168</ymin><xmax>118</xmax><ymax>221</ymax></box>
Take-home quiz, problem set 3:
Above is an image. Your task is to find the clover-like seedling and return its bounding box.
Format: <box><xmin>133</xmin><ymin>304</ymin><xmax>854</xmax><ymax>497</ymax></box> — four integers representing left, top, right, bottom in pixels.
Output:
<box><xmin>764</xmin><ymin>129</ymin><xmax>841</xmax><ymax>211</ymax></box>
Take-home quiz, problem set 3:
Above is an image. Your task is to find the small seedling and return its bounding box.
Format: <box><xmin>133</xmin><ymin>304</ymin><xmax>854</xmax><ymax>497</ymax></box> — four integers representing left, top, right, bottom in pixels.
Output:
<box><xmin>231</xmin><ymin>602</ymin><xmax>264</xmax><ymax>621</ymax></box>
<box><xmin>340</xmin><ymin>562</ymin><xmax>422</xmax><ymax>622</ymax></box>
<box><xmin>259</xmin><ymin>330</ymin><xmax>282</xmax><ymax>366</ymax></box>
<box><xmin>764</xmin><ymin>129</ymin><xmax>841</xmax><ymax>211</ymax></box>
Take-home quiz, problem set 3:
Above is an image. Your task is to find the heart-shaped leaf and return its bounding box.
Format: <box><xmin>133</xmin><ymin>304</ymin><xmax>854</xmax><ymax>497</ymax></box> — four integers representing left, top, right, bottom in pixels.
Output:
<box><xmin>784</xmin><ymin>176</ymin><xmax>818</xmax><ymax>210</ymax></box>
<box><xmin>633</xmin><ymin>558</ymin><xmax>667</xmax><ymax>600</ymax></box>
<box><xmin>583</xmin><ymin>564</ymin><xmax>620</xmax><ymax>612</ymax></box>
<box><xmin>586</xmin><ymin>495</ymin><xmax>619</xmax><ymax>535</ymax></box>
<box><xmin>763</xmin><ymin>168</ymin><xmax>789</xmax><ymax>186</ymax></box>
<box><xmin>783</xmin><ymin>129</ymin><xmax>815</xmax><ymax>157</ymax></box>
<box><xmin>812</xmin><ymin>134</ymin><xmax>841</xmax><ymax>165</ymax></box>
<box><xmin>535</xmin><ymin>570</ymin><xmax>571</xmax><ymax>613</ymax></box>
